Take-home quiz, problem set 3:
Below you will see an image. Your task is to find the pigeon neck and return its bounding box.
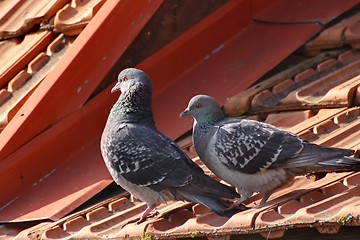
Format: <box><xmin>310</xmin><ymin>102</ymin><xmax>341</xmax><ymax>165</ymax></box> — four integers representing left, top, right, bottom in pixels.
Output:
<box><xmin>198</xmin><ymin>111</ymin><xmax>224</xmax><ymax>125</ymax></box>
<box><xmin>194</xmin><ymin>113</ymin><xmax>224</xmax><ymax>139</ymax></box>
<box><xmin>111</xmin><ymin>84</ymin><xmax>154</xmax><ymax>123</ymax></box>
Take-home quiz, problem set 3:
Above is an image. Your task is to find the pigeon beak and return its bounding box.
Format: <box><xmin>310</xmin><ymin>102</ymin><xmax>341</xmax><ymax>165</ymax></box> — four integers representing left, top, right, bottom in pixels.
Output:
<box><xmin>111</xmin><ymin>82</ymin><xmax>121</xmax><ymax>93</ymax></box>
<box><xmin>179</xmin><ymin>108</ymin><xmax>190</xmax><ymax>117</ymax></box>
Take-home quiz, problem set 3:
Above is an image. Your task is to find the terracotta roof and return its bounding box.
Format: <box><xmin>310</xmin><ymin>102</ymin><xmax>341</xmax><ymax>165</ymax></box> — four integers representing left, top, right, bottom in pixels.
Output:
<box><xmin>6</xmin><ymin>46</ymin><xmax>360</xmax><ymax>238</ymax></box>
<box><xmin>0</xmin><ymin>0</ymin><xmax>66</xmax><ymax>40</ymax></box>
<box><xmin>1</xmin><ymin>0</ymin><xmax>360</xmax><ymax>239</ymax></box>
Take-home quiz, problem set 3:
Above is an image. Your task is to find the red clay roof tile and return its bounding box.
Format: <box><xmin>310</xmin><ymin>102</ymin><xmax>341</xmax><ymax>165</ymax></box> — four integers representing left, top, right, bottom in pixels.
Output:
<box><xmin>316</xmin><ymin>58</ymin><xmax>338</xmax><ymax>72</ymax></box>
<box><xmin>63</xmin><ymin>216</ymin><xmax>91</xmax><ymax>232</ymax></box>
<box><xmin>0</xmin><ymin>31</ymin><xmax>55</xmax><ymax>88</ymax></box>
<box><xmin>0</xmin><ymin>34</ymin><xmax>73</xmax><ymax>134</ymax></box>
<box><xmin>223</xmin><ymin>51</ymin><xmax>342</xmax><ymax>116</ymax></box>
<box><xmin>43</xmin><ymin>225</ymin><xmax>70</xmax><ymax>239</ymax></box>
<box><xmin>355</xmin><ymin>85</ymin><xmax>360</xmax><ymax>105</ymax></box>
<box><xmin>293</xmin><ymin>68</ymin><xmax>317</xmax><ymax>83</ymax></box>
<box><xmin>254</xmin><ymin>172</ymin><xmax>354</xmax><ymax>225</ymax></box>
<box><xmin>0</xmin><ymin>0</ymin><xmax>68</xmax><ymax>40</ymax></box>
<box><xmin>54</xmin><ymin>0</ymin><xmax>105</xmax><ymax>36</ymax></box>
<box><xmin>303</xmin><ymin>7</ymin><xmax>360</xmax><ymax>54</ymax></box>
<box><xmin>264</xmin><ymin>110</ymin><xmax>312</xmax><ymax>130</ymax></box>
<box><xmin>7</xmin><ymin>71</ymin><xmax>31</xmax><ymax>92</ymax></box>
<box><xmin>229</xmin><ymin>49</ymin><xmax>360</xmax><ymax>115</ymax></box>
<box><xmin>282</xmin><ymin>66</ymin><xmax>359</xmax><ymax>107</ymax></box>
<box><xmin>0</xmin><ymin>89</ymin><xmax>11</xmax><ymax>107</ymax></box>
<box><xmin>272</xmin><ymin>78</ymin><xmax>294</xmax><ymax>95</ymax></box>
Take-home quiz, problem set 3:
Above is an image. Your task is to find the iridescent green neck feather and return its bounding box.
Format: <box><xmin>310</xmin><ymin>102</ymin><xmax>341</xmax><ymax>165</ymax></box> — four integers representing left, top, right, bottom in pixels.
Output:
<box><xmin>110</xmin><ymin>83</ymin><xmax>154</xmax><ymax>125</ymax></box>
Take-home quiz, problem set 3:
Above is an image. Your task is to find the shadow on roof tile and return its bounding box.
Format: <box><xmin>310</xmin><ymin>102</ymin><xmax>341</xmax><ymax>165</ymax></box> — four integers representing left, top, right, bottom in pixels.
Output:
<box><xmin>150</xmin><ymin>209</ymin><xmax>195</xmax><ymax>232</ymax></box>
<box><xmin>43</xmin><ymin>225</ymin><xmax>70</xmax><ymax>239</ymax></box>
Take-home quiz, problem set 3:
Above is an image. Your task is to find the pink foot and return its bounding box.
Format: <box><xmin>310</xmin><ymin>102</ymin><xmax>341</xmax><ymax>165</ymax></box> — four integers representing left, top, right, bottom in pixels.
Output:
<box><xmin>126</xmin><ymin>206</ymin><xmax>160</xmax><ymax>225</ymax></box>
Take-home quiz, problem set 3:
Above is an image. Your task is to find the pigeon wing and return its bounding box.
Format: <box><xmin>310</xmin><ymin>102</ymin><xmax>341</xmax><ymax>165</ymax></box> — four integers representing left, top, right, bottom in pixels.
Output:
<box><xmin>212</xmin><ymin>119</ymin><xmax>304</xmax><ymax>174</ymax></box>
<box><xmin>104</xmin><ymin>123</ymin><xmax>193</xmax><ymax>192</ymax></box>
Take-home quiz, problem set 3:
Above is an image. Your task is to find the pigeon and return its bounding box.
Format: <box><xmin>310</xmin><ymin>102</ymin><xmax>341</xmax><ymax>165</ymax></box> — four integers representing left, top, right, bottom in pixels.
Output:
<box><xmin>180</xmin><ymin>94</ymin><xmax>360</xmax><ymax>207</ymax></box>
<box><xmin>100</xmin><ymin>69</ymin><xmax>240</xmax><ymax>223</ymax></box>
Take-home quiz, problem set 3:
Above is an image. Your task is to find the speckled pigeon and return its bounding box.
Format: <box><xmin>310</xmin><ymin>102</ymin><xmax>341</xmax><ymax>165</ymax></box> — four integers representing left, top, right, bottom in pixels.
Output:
<box><xmin>100</xmin><ymin>69</ymin><xmax>240</xmax><ymax>223</ymax></box>
<box><xmin>180</xmin><ymin>94</ymin><xmax>360</xmax><ymax>207</ymax></box>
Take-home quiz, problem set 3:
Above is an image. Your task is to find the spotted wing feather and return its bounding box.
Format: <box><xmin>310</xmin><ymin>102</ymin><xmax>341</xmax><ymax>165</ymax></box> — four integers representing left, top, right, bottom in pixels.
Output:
<box><xmin>102</xmin><ymin>122</ymin><xmax>193</xmax><ymax>192</ymax></box>
<box><xmin>212</xmin><ymin>119</ymin><xmax>304</xmax><ymax>174</ymax></box>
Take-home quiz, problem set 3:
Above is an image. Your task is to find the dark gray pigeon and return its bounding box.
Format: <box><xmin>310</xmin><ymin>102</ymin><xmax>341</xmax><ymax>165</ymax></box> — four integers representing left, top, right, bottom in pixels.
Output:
<box><xmin>180</xmin><ymin>94</ymin><xmax>360</xmax><ymax>207</ymax></box>
<box><xmin>100</xmin><ymin>69</ymin><xmax>240</xmax><ymax>223</ymax></box>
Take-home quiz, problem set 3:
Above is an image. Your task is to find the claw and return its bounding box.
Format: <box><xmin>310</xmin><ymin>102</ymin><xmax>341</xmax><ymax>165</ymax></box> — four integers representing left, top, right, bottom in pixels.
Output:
<box><xmin>124</xmin><ymin>207</ymin><xmax>159</xmax><ymax>225</ymax></box>
<box><xmin>136</xmin><ymin>208</ymin><xmax>159</xmax><ymax>224</ymax></box>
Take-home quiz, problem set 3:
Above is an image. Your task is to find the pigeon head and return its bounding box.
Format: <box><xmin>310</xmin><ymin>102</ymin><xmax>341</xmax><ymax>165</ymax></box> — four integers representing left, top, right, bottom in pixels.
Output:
<box><xmin>180</xmin><ymin>95</ymin><xmax>224</xmax><ymax>124</ymax></box>
<box><xmin>112</xmin><ymin>68</ymin><xmax>152</xmax><ymax>94</ymax></box>
<box><xmin>110</xmin><ymin>68</ymin><xmax>153</xmax><ymax>123</ymax></box>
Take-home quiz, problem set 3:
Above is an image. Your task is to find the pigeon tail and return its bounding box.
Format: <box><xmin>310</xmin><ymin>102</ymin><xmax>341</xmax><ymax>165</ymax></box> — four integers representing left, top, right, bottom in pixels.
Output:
<box><xmin>184</xmin><ymin>159</ymin><xmax>240</xmax><ymax>199</ymax></box>
<box><xmin>311</xmin><ymin>156</ymin><xmax>360</xmax><ymax>172</ymax></box>
<box><xmin>288</xmin><ymin>156</ymin><xmax>360</xmax><ymax>175</ymax></box>
<box><xmin>182</xmin><ymin>193</ymin><xmax>241</xmax><ymax>218</ymax></box>
<box><xmin>175</xmin><ymin>171</ymin><xmax>241</xmax><ymax>217</ymax></box>
<box><xmin>284</xmin><ymin>143</ymin><xmax>359</xmax><ymax>174</ymax></box>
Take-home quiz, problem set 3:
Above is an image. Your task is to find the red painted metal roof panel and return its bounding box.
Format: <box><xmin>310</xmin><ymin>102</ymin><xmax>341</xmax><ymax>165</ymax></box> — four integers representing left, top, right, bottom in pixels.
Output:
<box><xmin>0</xmin><ymin>138</ymin><xmax>112</xmax><ymax>222</ymax></box>
<box><xmin>0</xmin><ymin>84</ymin><xmax>115</xmax><ymax>221</ymax></box>
<box><xmin>254</xmin><ymin>0</ymin><xmax>360</xmax><ymax>23</ymax></box>
<box><xmin>148</xmin><ymin>22</ymin><xmax>322</xmax><ymax>138</ymax></box>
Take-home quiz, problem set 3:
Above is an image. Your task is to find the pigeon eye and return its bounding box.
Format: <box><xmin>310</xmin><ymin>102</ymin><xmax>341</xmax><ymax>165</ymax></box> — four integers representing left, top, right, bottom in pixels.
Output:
<box><xmin>195</xmin><ymin>103</ymin><xmax>203</xmax><ymax>108</ymax></box>
<box><xmin>122</xmin><ymin>76</ymin><xmax>128</xmax><ymax>82</ymax></box>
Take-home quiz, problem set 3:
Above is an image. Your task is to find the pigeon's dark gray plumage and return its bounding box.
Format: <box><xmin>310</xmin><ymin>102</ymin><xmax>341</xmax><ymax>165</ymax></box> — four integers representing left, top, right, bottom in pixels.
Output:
<box><xmin>180</xmin><ymin>94</ymin><xmax>360</xmax><ymax>206</ymax></box>
<box><xmin>100</xmin><ymin>69</ymin><xmax>240</xmax><ymax>223</ymax></box>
